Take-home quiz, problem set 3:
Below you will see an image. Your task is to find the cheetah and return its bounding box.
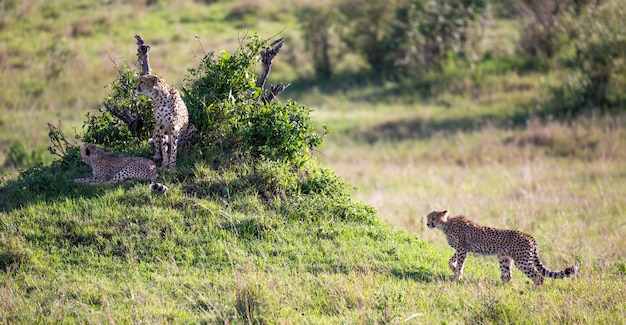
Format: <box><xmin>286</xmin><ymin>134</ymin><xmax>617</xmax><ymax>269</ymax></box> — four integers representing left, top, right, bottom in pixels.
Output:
<box><xmin>426</xmin><ymin>210</ymin><xmax>577</xmax><ymax>285</ymax></box>
<box><xmin>148</xmin><ymin>122</ymin><xmax>196</xmax><ymax>150</ymax></box>
<box><xmin>74</xmin><ymin>144</ymin><xmax>168</xmax><ymax>193</ymax></box>
<box><xmin>135</xmin><ymin>74</ymin><xmax>189</xmax><ymax>171</ymax></box>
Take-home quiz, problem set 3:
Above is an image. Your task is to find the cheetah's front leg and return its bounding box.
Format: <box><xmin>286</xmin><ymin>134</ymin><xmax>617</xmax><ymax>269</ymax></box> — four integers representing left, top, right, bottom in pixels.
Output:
<box><xmin>167</xmin><ymin>133</ymin><xmax>179</xmax><ymax>171</ymax></box>
<box><xmin>451</xmin><ymin>250</ymin><xmax>467</xmax><ymax>280</ymax></box>
<box><xmin>448</xmin><ymin>254</ymin><xmax>458</xmax><ymax>274</ymax></box>
<box><xmin>498</xmin><ymin>253</ymin><xmax>513</xmax><ymax>283</ymax></box>
<box><xmin>152</xmin><ymin>126</ymin><xmax>163</xmax><ymax>161</ymax></box>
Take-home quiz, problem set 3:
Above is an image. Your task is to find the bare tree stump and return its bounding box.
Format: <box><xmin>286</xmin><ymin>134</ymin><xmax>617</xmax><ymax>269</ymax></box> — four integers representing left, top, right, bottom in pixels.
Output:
<box><xmin>256</xmin><ymin>38</ymin><xmax>284</xmax><ymax>89</ymax></box>
<box><xmin>135</xmin><ymin>34</ymin><xmax>151</xmax><ymax>76</ymax></box>
<box><xmin>255</xmin><ymin>38</ymin><xmax>291</xmax><ymax>103</ymax></box>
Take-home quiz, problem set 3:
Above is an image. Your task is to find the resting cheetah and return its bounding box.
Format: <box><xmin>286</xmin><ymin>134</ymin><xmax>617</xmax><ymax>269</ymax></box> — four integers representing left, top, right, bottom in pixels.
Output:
<box><xmin>426</xmin><ymin>210</ymin><xmax>577</xmax><ymax>285</ymax></box>
<box><xmin>135</xmin><ymin>74</ymin><xmax>189</xmax><ymax>171</ymax></box>
<box><xmin>74</xmin><ymin>144</ymin><xmax>168</xmax><ymax>193</ymax></box>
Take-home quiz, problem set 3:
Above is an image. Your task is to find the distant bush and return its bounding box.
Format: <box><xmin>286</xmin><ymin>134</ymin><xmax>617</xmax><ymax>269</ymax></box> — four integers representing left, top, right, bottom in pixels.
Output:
<box><xmin>2</xmin><ymin>142</ymin><xmax>48</xmax><ymax>170</ymax></box>
<box><xmin>403</xmin><ymin>0</ymin><xmax>488</xmax><ymax>72</ymax></box>
<box><xmin>513</xmin><ymin>0</ymin><xmax>595</xmax><ymax>64</ymax></box>
<box><xmin>301</xmin><ymin>0</ymin><xmax>488</xmax><ymax>75</ymax></box>
<box><xmin>298</xmin><ymin>6</ymin><xmax>341</xmax><ymax>78</ymax></box>
<box><xmin>551</xmin><ymin>0</ymin><xmax>626</xmax><ymax>113</ymax></box>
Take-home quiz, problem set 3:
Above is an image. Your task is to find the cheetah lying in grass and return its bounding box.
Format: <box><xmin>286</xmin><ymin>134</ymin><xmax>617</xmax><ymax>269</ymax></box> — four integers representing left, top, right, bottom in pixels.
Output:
<box><xmin>427</xmin><ymin>210</ymin><xmax>577</xmax><ymax>285</ymax></box>
<box><xmin>74</xmin><ymin>144</ymin><xmax>168</xmax><ymax>193</ymax></box>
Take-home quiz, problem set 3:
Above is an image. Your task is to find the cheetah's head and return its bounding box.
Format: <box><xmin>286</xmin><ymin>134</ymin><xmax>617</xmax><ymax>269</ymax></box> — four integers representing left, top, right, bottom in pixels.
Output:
<box><xmin>79</xmin><ymin>144</ymin><xmax>102</xmax><ymax>165</ymax></box>
<box><xmin>135</xmin><ymin>74</ymin><xmax>159</xmax><ymax>96</ymax></box>
<box><xmin>426</xmin><ymin>210</ymin><xmax>449</xmax><ymax>229</ymax></box>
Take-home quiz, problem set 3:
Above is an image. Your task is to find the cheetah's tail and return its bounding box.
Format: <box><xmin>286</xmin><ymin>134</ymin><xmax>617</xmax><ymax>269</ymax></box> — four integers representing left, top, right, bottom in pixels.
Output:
<box><xmin>533</xmin><ymin>246</ymin><xmax>578</xmax><ymax>279</ymax></box>
<box><xmin>150</xmin><ymin>181</ymin><xmax>169</xmax><ymax>193</ymax></box>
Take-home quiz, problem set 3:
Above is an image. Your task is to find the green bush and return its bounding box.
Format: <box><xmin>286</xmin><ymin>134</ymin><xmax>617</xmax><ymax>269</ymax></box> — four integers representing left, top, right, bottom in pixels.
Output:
<box><xmin>298</xmin><ymin>5</ymin><xmax>341</xmax><ymax>78</ymax></box>
<box><xmin>551</xmin><ymin>0</ymin><xmax>626</xmax><ymax>113</ymax></box>
<box><xmin>183</xmin><ymin>34</ymin><xmax>325</xmax><ymax>166</ymax></box>
<box><xmin>305</xmin><ymin>0</ymin><xmax>487</xmax><ymax>74</ymax></box>
<box><xmin>83</xmin><ymin>68</ymin><xmax>154</xmax><ymax>150</ymax></box>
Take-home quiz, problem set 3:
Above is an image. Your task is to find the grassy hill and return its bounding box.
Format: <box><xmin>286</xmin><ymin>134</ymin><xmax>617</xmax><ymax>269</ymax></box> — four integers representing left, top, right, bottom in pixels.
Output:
<box><xmin>1</xmin><ymin>0</ymin><xmax>625</xmax><ymax>323</ymax></box>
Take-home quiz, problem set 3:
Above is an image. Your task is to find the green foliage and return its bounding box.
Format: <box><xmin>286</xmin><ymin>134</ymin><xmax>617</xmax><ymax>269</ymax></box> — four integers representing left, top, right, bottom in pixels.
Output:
<box><xmin>404</xmin><ymin>0</ymin><xmax>488</xmax><ymax>72</ymax></box>
<box><xmin>514</xmin><ymin>0</ymin><xmax>594</xmax><ymax>61</ymax></box>
<box><xmin>551</xmin><ymin>0</ymin><xmax>626</xmax><ymax>113</ymax></box>
<box><xmin>83</xmin><ymin>67</ymin><xmax>154</xmax><ymax>149</ymax></box>
<box><xmin>309</xmin><ymin>0</ymin><xmax>487</xmax><ymax>73</ymax></box>
<box><xmin>298</xmin><ymin>5</ymin><xmax>341</xmax><ymax>78</ymax></box>
<box><xmin>183</xmin><ymin>35</ymin><xmax>324</xmax><ymax>166</ymax></box>
<box><xmin>2</xmin><ymin>142</ymin><xmax>49</xmax><ymax>170</ymax></box>
<box><xmin>335</xmin><ymin>0</ymin><xmax>408</xmax><ymax>70</ymax></box>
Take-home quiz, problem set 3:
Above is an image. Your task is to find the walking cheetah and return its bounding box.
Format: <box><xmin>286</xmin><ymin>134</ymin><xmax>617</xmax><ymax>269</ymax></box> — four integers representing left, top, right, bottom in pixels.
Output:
<box><xmin>426</xmin><ymin>210</ymin><xmax>577</xmax><ymax>285</ymax></box>
<box><xmin>135</xmin><ymin>74</ymin><xmax>189</xmax><ymax>171</ymax></box>
<box><xmin>74</xmin><ymin>144</ymin><xmax>168</xmax><ymax>193</ymax></box>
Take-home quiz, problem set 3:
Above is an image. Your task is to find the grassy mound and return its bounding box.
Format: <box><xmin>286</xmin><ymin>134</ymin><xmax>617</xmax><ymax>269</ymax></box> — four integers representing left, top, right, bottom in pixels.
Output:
<box><xmin>0</xmin><ymin>34</ymin><xmax>443</xmax><ymax>323</ymax></box>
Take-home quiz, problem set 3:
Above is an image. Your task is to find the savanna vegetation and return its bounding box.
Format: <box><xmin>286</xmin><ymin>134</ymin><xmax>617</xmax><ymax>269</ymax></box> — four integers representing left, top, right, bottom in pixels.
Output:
<box><xmin>1</xmin><ymin>0</ymin><xmax>625</xmax><ymax>323</ymax></box>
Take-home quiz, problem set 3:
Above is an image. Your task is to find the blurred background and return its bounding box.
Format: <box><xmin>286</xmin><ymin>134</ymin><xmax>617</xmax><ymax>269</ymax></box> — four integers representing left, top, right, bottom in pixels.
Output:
<box><xmin>1</xmin><ymin>0</ymin><xmax>625</xmax><ymax>253</ymax></box>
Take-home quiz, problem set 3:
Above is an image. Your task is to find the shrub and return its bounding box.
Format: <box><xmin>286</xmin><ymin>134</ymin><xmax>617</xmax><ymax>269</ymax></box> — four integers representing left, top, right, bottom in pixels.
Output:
<box><xmin>82</xmin><ymin>68</ymin><xmax>154</xmax><ymax>150</ymax></box>
<box><xmin>322</xmin><ymin>0</ymin><xmax>487</xmax><ymax>73</ymax></box>
<box><xmin>183</xmin><ymin>35</ymin><xmax>325</xmax><ymax>166</ymax></box>
<box><xmin>2</xmin><ymin>142</ymin><xmax>48</xmax><ymax>170</ymax></box>
<box><xmin>298</xmin><ymin>6</ymin><xmax>341</xmax><ymax>78</ymax></box>
<box><xmin>551</xmin><ymin>0</ymin><xmax>626</xmax><ymax>113</ymax></box>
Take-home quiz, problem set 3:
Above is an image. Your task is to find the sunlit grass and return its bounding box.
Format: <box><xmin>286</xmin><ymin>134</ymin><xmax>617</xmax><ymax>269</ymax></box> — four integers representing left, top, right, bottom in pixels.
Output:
<box><xmin>1</xmin><ymin>1</ymin><xmax>625</xmax><ymax>323</ymax></box>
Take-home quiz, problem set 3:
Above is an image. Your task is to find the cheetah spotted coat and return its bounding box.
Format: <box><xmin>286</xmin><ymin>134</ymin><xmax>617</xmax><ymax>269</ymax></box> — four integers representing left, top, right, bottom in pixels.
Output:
<box><xmin>74</xmin><ymin>144</ymin><xmax>168</xmax><ymax>193</ymax></box>
<box><xmin>135</xmin><ymin>74</ymin><xmax>190</xmax><ymax>171</ymax></box>
<box><xmin>426</xmin><ymin>210</ymin><xmax>577</xmax><ymax>285</ymax></box>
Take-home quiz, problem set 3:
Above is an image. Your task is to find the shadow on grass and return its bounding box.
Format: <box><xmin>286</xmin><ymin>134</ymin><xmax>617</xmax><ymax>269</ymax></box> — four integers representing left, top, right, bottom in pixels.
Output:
<box><xmin>352</xmin><ymin>109</ymin><xmax>533</xmax><ymax>144</ymax></box>
<box><xmin>285</xmin><ymin>70</ymin><xmax>438</xmax><ymax>104</ymax></box>
<box><xmin>0</xmin><ymin>159</ymin><xmax>158</xmax><ymax>213</ymax></box>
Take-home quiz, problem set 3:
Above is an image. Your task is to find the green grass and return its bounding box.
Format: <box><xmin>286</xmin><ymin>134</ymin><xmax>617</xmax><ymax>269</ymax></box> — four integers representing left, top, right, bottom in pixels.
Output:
<box><xmin>1</xmin><ymin>0</ymin><xmax>626</xmax><ymax>323</ymax></box>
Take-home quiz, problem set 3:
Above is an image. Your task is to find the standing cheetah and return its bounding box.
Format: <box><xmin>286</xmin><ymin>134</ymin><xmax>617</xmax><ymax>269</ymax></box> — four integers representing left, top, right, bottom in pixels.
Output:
<box><xmin>426</xmin><ymin>210</ymin><xmax>577</xmax><ymax>285</ymax></box>
<box><xmin>74</xmin><ymin>144</ymin><xmax>168</xmax><ymax>193</ymax></box>
<box><xmin>135</xmin><ymin>74</ymin><xmax>189</xmax><ymax>171</ymax></box>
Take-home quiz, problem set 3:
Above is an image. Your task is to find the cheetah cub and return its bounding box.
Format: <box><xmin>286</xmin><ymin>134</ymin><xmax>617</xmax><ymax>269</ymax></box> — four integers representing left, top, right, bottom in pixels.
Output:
<box><xmin>74</xmin><ymin>144</ymin><xmax>168</xmax><ymax>193</ymax></box>
<box><xmin>427</xmin><ymin>210</ymin><xmax>577</xmax><ymax>285</ymax></box>
<box><xmin>135</xmin><ymin>74</ymin><xmax>190</xmax><ymax>171</ymax></box>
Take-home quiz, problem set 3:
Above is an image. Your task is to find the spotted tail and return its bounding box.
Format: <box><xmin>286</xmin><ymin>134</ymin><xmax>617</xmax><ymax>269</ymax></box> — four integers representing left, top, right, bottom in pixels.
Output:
<box><xmin>533</xmin><ymin>246</ymin><xmax>577</xmax><ymax>279</ymax></box>
<box><xmin>150</xmin><ymin>181</ymin><xmax>169</xmax><ymax>193</ymax></box>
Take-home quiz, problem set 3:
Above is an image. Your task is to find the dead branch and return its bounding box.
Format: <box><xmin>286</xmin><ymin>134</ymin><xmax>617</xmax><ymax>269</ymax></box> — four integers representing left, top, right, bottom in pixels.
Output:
<box><xmin>47</xmin><ymin>122</ymin><xmax>79</xmax><ymax>158</ymax></box>
<box><xmin>256</xmin><ymin>38</ymin><xmax>284</xmax><ymax>89</ymax></box>
<box><xmin>262</xmin><ymin>83</ymin><xmax>291</xmax><ymax>103</ymax></box>
<box><xmin>103</xmin><ymin>101</ymin><xmax>144</xmax><ymax>137</ymax></box>
<box><xmin>135</xmin><ymin>34</ymin><xmax>151</xmax><ymax>76</ymax></box>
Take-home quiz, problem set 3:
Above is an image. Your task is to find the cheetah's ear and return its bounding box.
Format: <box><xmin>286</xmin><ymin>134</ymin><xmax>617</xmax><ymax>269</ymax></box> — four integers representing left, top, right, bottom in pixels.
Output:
<box><xmin>441</xmin><ymin>210</ymin><xmax>449</xmax><ymax>218</ymax></box>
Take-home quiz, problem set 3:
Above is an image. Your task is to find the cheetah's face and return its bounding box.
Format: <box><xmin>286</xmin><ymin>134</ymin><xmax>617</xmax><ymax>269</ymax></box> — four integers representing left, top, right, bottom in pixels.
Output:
<box><xmin>79</xmin><ymin>144</ymin><xmax>102</xmax><ymax>165</ymax></box>
<box><xmin>135</xmin><ymin>74</ymin><xmax>158</xmax><ymax>96</ymax></box>
<box><xmin>427</xmin><ymin>210</ymin><xmax>449</xmax><ymax>229</ymax></box>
